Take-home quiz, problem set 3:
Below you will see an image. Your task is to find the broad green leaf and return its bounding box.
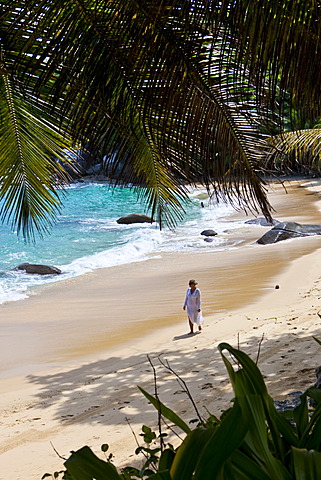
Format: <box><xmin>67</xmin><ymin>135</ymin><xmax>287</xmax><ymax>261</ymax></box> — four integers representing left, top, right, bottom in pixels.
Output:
<box><xmin>293</xmin><ymin>394</ymin><xmax>309</xmax><ymax>439</ymax></box>
<box><xmin>170</xmin><ymin>428</ymin><xmax>213</xmax><ymax>480</ymax></box>
<box><xmin>64</xmin><ymin>446</ymin><xmax>121</xmax><ymax>480</ymax></box>
<box><xmin>292</xmin><ymin>447</ymin><xmax>321</xmax><ymax>480</ymax></box>
<box><xmin>299</xmin><ymin>394</ymin><xmax>321</xmax><ymax>450</ymax></box>
<box><xmin>218</xmin><ymin>343</ymin><xmax>291</xmax><ymax>478</ymax></box>
<box><xmin>275</xmin><ymin>411</ymin><xmax>298</xmax><ymax>448</ymax></box>
<box><xmin>193</xmin><ymin>402</ymin><xmax>248</xmax><ymax>479</ymax></box>
<box><xmin>138</xmin><ymin>386</ymin><xmax>191</xmax><ymax>433</ymax></box>
<box><xmin>307</xmin><ymin>387</ymin><xmax>321</xmax><ymax>405</ymax></box>
<box><xmin>218</xmin><ymin>343</ymin><xmax>268</xmax><ymax>396</ymax></box>
<box><xmin>236</xmin><ymin>394</ymin><xmax>290</xmax><ymax>480</ymax></box>
<box><xmin>158</xmin><ymin>449</ymin><xmax>175</xmax><ymax>472</ymax></box>
<box><xmin>230</xmin><ymin>450</ymin><xmax>273</xmax><ymax>480</ymax></box>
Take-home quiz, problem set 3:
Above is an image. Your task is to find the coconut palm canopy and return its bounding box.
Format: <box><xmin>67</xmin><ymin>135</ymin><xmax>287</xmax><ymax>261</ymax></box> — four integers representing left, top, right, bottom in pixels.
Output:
<box><xmin>1</xmin><ymin>0</ymin><xmax>321</xmax><ymax>239</ymax></box>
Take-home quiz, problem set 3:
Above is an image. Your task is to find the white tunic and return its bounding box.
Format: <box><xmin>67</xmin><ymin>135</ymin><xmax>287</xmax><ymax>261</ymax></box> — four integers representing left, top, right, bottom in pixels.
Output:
<box><xmin>183</xmin><ymin>287</ymin><xmax>203</xmax><ymax>325</ymax></box>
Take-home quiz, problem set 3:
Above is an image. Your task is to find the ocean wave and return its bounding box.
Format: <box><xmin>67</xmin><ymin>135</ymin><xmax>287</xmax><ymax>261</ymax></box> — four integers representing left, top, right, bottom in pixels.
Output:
<box><xmin>0</xmin><ymin>184</ymin><xmax>247</xmax><ymax>305</ymax></box>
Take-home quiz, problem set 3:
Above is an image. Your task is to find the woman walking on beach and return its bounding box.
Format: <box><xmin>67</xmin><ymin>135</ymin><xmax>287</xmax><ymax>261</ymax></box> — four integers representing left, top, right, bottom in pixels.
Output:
<box><xmin>183</xmin><ymin>279</ymin><xmax>203</xmax><ymax>334</ymax></box>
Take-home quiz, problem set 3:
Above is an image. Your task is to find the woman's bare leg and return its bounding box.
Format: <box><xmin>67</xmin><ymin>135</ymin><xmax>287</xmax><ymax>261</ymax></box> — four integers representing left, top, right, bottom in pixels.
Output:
<box><xmin>189</xmin><ymin>319</ymin><xmax>194</xmax><ymax>334</ymax></box>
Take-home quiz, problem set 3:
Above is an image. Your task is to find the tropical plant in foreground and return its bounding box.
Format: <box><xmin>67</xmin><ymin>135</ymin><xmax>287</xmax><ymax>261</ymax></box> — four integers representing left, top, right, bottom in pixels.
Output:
<box><xmin>44</xmin><ymin>342</ymin><xmax>321</xmax><ymax>479</ymax></box>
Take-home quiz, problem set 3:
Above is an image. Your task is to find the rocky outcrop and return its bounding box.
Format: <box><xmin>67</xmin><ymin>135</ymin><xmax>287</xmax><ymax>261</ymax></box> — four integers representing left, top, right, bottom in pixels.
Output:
<box><xmin>257</xmin><ymin>222</ymin><xmax>321</xmax><ymax>245</ymax></box>
<box><xmin>117</xmin><ymin>214</ymin><xmax>153</xmax><ymax>224</ymax></box>
<box><xmin>201</xmin><ymin>229</ymin><xmax>217</xmax><ymax>237</ymax></box>
<box><xmin>16</xmin><ymin>263</ymin><xmax>62</xmax><ymax>275</ymax></box>
<box><xmin>245</xmin><ymin>217</ymin><xmax>281</xmax><ymax>227</ymax></box>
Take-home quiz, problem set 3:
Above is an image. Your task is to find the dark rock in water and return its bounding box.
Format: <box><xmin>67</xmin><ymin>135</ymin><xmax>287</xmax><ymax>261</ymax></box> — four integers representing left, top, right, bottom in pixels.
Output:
<box><xmin>204</xmin><ymin>237</ymin><xmax>214</xmax><ymax>243</ymax></box>
<box><xmin>201</xmin><ymin>229</ymin><xmax>217</xmax><ymax>237</ymax></box>
<box><xmin>245</xmin><ymin>217</ymin><xmax>281</xmax><ymax>227</ymax></box>
<box><xmin>117</xmin><ymin>213</ymin><xmax>153</xmax><ymax>224</ymax></box>
<box><xmin>257</xmin><ymin>221</ymin><xmax>321</xmax><ymax>244</ymax></box>
<box><xmin>16</xmin><ymin>263</ymin><xmax>62</xmax><ymax>275</ymax></box>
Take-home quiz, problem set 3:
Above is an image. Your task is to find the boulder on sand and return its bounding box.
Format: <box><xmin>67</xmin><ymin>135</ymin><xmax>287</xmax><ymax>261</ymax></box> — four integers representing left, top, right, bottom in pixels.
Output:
<box><xmin>257</xmin><ymin>221</ymin><xmax>321</xmax><ymax>245</ymax></box>
<box><xmin>245</xmin><ymin>217</ymin><xmax>281</xmax><ymax>227</ymax></box>
<box><xmin>117</xmin><ymin>214</ymin><xmax>153</xmax><ymax>224</ymax></box>
<box><xmin>16</xmin><ymin>263</ymin><xmax>62</xmax><ymax>275</ymax></box>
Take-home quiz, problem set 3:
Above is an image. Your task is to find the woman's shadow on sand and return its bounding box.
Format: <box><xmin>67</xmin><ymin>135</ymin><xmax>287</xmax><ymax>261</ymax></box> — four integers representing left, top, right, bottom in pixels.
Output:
<box><xmin>173</xmin><ymin>331</ymin><xmax>201</xmax><ymax>340</ymax></box>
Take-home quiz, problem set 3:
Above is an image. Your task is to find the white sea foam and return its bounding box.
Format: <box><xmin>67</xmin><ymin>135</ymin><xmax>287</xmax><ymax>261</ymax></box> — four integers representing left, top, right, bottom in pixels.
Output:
<box><xmin>0</xmin><ymin>185</ymin><xmax>249</xmax><ymax>305</ymax></box>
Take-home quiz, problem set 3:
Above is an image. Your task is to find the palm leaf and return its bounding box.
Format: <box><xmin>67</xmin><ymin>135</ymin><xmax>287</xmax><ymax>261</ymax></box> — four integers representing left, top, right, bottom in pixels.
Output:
<box><xmin>0</xmin><ymin>67</ymin><xmax>73</xmax><ymax>240</ymax></box>
<box><xmin>215</xmin><ymin>1</ymin><xmax>321</xmax><ymax>117</ymax></box>
<box><xmin>266</xmin><ymin>130</ymin><xmax>321</xmax><ymax>174</ymax></box>
<box><xmin>7</xmin><ymin>0</ymin><xmax>275</xmax><ymax>230</ymax></box>
<box><xmin>5</xmin><ymin>1</ymin><xmax>321</xmax><ymax>234</ymax></box>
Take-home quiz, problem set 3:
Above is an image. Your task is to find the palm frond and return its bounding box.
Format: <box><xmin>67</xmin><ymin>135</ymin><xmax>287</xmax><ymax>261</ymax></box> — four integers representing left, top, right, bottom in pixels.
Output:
<box><xmin>215</xmin><ymin>1</ymin><xmax>321</xmax><ymax>116</ymax></box>
<box><xmin>266</xmin><ymin>129</ymin><xmax>321</xmax><ymax>174</ymax></box>
<box><xmin>0</xmin><ymin>60</ymin><xmax>73</xmax><ymax>240</ymax></box>
<box><xmin>5</xmin><ymin>1</ymin><xmax>321</xmax><ymax>235</ymax></box>
<box><xmin>7</xmin><ymin>0</ymin><xmax>275</xmax><ymax>228</ymax></box>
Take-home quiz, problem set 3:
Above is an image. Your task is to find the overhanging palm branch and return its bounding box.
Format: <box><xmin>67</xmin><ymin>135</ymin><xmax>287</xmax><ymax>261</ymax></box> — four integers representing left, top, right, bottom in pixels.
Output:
<box><xmin>4</xmin><ymin>1</ymin><xmax>321</xmax><ymax>235</ymax></box>
<box><xmin>0</xmin><ymin>44</ymin><xmax>74</xmax><ymax>240</ymax></box>
<box><xmin>266</xmin><ymin>129</ymin><xmax>321</xmax><ymax>175</ymax></box>
<box><xmin>215</xmin><ymin>1</ymin><xmax>321</xmax><ymax>117</ymax></box>
<box><xmin>6</xmin><ymin>0</ymin><xmax>275</xmax><ymax>231</ymax></box>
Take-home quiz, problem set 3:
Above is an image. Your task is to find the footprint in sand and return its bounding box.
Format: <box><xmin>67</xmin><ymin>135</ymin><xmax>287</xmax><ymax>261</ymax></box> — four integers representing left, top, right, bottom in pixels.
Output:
<box><xmin>201</xmin><ymin>383</ymin><xmax>213</xmax><ymax>390</ymax></box>
<box><xmin>299</xmin><ymin>368</ymin><xmax>311</xmax><ymax>374</ymax></box>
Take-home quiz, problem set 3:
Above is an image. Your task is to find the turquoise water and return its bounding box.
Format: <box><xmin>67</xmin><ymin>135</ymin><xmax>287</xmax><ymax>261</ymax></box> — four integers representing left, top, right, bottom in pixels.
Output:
<box><xmin>0</xmin><ymin>182</ymin><xmax>241</xmax><ymax>304</ymax></box>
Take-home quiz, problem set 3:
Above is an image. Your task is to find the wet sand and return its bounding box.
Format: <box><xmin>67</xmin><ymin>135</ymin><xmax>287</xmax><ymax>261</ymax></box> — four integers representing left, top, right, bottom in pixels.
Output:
<box><xmin>1</xmin><ymin>177</ymin><xmax>321</xmax><ymax>479</ymax></box>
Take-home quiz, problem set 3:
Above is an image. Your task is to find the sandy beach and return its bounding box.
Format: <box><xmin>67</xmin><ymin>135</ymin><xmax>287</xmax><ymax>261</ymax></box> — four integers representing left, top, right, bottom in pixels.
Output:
<box><xmin>1</xmin><ymin>177</ymin><xmax>321</xmax><ymax>479</ymax></box>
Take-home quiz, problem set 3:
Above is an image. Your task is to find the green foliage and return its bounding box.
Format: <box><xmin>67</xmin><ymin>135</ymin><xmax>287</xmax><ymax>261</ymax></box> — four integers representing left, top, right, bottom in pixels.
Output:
<box><xmin>138</xmin><ymin>387</ymin><xmax>191</xmax><ymax>434</ymax></box>
<box><xmin>45</xmin><ymin>341</ymin><xmax>321</xmax><ymax>480</ymax></box>
<box><xmin>0</xmin><ymin>66</ymin><xmax>74</xmax><ymax>240</ymax></box>
<box><xmin>7</xmin><ymin>0</ymin><xmax>321</xmax><ymax>237</ymax></box>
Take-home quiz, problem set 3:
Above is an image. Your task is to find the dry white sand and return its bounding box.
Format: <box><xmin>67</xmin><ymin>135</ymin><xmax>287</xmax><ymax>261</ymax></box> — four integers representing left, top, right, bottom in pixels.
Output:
<box><xmin>1</xmin><ymin>177</ymin><xmax>321</xmax><ymax>479</ymax></box>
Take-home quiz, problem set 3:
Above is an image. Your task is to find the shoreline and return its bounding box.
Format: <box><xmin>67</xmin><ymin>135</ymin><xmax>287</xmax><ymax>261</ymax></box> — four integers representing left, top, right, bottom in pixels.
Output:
<box><xmin>1</xmin><ymin>177</ymin><xmax>321</xmax><ymax>375</ymax></box>
<box><xmin>1</xmin><ymin>177</ymin><xmax>321</xmax><ymax>478</ymax></box>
